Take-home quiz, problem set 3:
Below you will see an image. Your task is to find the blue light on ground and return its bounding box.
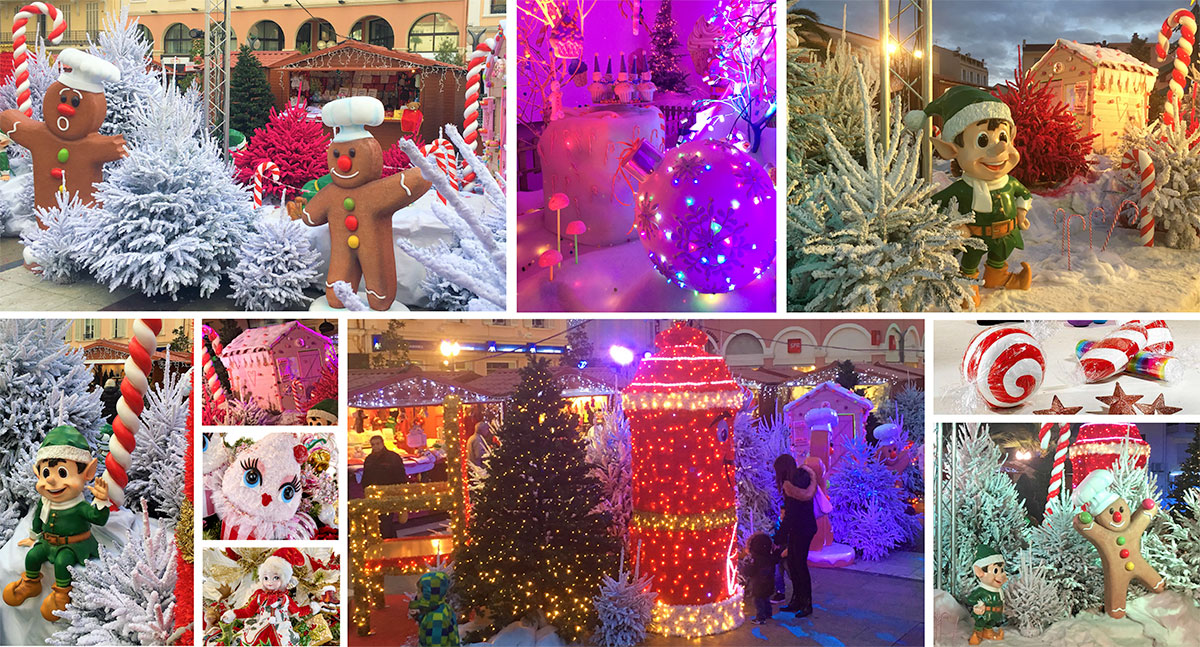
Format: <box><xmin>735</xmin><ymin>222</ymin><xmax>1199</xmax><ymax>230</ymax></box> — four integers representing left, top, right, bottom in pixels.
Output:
<box><xmin>751</xmin><ymin>627</ymin><xmax>768</xmax><ymax>641</ymax></box>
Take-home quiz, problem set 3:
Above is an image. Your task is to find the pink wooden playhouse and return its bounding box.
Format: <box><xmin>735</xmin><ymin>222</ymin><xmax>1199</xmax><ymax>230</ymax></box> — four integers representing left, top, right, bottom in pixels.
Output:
<box><xmin>220</xmin><ymin>321</ymin><xmax>335</xmax><ymax>412</ymax></box>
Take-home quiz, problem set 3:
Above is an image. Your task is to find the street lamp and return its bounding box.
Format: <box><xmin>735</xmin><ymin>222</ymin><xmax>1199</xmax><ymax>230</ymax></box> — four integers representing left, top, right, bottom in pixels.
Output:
<box><xmin>609</xmin><ymin>345</ymin><xmax>635</xmax><ymax>396</ymax></box>
<box><xmin>440</xmin><ymin>340</ymin><xmax>461</xmax><ymax>367</ymax></box>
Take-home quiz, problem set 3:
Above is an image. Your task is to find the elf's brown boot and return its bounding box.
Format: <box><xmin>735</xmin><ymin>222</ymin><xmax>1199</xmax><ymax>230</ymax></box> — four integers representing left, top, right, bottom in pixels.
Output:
<box><xmin>963</xmin><ymin>271</ymin><xmax>981</xmax><ymax>309</ymax></box>
<box><xmin>968</xmin><ymin>630</ymin><xmax>983</xmax><ymax>645</ymax></box>
<box><xmin>40</xmin><ymin>584</ymin><xmax>70</xmax><ymax>621</ymax></box>
<box><xmin>989</xmin><ymin>627</ymin><xmax>1004</xmax><ymax>640</ymax></box>
<box><xmin>3</xmin><ymin>573</ymin><xmax>41</xmax><ymax>606</ymax></box>
<box><xmin>1007</xmin><ymin>262</ymin><xmax>1031</xmax><ymax>290</ymax></box>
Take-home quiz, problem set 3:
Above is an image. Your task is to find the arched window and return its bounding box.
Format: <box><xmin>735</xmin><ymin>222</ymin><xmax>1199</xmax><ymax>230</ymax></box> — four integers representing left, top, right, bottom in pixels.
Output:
<box><xmin>407</xmin><ymin>13</ymin><xmax>457</xmax><ymax>55</ymax></box>
<box><xmin>164</xmin><ymin>23</ymin><xmax>191</xmax><ymax>56</ymax></box>
<box><xmin>248</xmin><ymin>20</ymin><xmax>284</xmax><ymax>51</ymax></box>
<box><xmin>350</xmin><ymin>16</ymin><xmax>394</xmax><ymax>49</ymax></box>
<box><xmin>136</xmin><ymin>24</ymin><xmax>154</xmax><ymax>50</ymax></box>
<box><xmin>296</xmin><ymin>19</ymin><xmax>335</xmax><ymax>53</ymax></box>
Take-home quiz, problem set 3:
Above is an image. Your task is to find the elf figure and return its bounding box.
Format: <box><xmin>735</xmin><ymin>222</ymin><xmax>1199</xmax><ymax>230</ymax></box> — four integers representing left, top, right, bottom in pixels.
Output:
<box><xmin>3</xmin><ymin>425</ymin><xmax>110</xmax><ymax>621</ymax></box>
<box><xmin>966</xmin><ymin>544</ymin><xmax>1007</xmax><ymax>645</ymax></box>
<box><xmin>905</xmin><ymin>87</ymin><xmax>1032</xmax><ymax>306</ymax></box>
<box><xmin>0</xmin><ymin>48</ymin><xmax>125</xmax><ymax>216</ymax></box>
<box><xmin>409</xmin><ymin>570</ymin><xmax>460</xmax><ymax>647</ymax></box>
<box><xmin>220</xmin><ymin>552</ymin><xmax>329</xmax><ymax>646</ymax></box>
<box><xmin>288</xmin><ymin>96</ymin><xmax>432</xmax><ymax>310</ymax></box>
<box><xmin>305</xmin><ymin>399</ymin><xmax>337</xmax><ymax>426</ymax></box>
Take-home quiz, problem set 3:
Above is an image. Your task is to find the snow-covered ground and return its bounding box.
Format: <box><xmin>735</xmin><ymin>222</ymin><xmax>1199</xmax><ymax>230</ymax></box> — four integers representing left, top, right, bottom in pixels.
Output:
<box><xmin>934</xmin><ymin>589</ymin><xmax>1200</xmax><ymax>647</ymax></box>
<box><xmin>932</xmin><ymin>156</ymin><xmax>1200</xmax><ymax>312</ymax></box>
<box><xmin>932</xmin><ymin>319</ymin><xmax>1200</xmax><ymax>415</ymax></box>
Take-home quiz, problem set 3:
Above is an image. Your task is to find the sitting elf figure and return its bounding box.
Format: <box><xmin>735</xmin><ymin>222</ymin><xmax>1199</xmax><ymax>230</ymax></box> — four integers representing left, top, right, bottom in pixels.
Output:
<box><xmin>3</xmin><ymin>425</ymin><xmax>110</xmax><ymax>621</ymax></box>
<box><xmin>905</xmin><ymin>87</ymin><xmax>1033</xmax><ymax>306</ymax></box>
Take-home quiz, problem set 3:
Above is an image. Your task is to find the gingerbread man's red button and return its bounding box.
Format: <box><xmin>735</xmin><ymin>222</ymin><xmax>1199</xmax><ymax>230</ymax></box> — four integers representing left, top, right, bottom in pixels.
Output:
<box><xmin>346</xmin><ymin>215</ymin><xmax>358</xmax><ymax>232</ymax></box>
<box><xmin>50</xmin><ymin>168</ymin><xmax>64</xmax><ymax>179</ymax></box>
<box><xmin>1120</xmin><ymin>549</ymin><xmax>1130</xmax><ymax>558</ymax></box>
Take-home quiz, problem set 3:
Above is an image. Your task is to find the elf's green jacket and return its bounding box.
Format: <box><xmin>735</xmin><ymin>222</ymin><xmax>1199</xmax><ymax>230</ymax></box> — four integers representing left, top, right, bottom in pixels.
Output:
<box><xmin>932</xmin><ymin>176</ymin><xmax>1031</xmax><ymax>264</ymax></box>
<box><xmin>966</xmin><ymin>585</ymin><xmax>1005</xmax><ymax>630</ymax></box>
<box><xmin>30</xmin><ymin>498</ymin><xmax>109</xmax><ymax>565</ymax></box>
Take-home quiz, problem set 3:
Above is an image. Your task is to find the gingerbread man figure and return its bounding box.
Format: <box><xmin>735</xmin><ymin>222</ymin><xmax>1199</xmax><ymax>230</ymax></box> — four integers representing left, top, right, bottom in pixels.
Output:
<box><xmin>1071</xmin><ymin>468</ymin><xmax>1165</xmax><ymax>619</ymax></box>
<box><xmin>289</xmin><ymin>96</ymin><xmax>431</xmax><ymax>310</ymax></box>
<box><xmin>0</xmin><ymin>48</ymin><xmax>125</xmax><ymax>220</ymax></box>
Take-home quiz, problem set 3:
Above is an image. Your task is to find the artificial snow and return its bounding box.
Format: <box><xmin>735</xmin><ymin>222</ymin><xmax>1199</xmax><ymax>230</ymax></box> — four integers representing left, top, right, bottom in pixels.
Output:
<box><xmin>470</xmin><ymin>620</ymin><xmax>565</xmax><ymax>646</ymax></box>
<box><xmin>934</xmin><ymin>588</ymin><xmax>1200</xmax><ymax>647</ymax></box>
<box><xmin>936</xmin><ymin>156</ymin><xmax>1200</xmax><ymax>311</ymax></box>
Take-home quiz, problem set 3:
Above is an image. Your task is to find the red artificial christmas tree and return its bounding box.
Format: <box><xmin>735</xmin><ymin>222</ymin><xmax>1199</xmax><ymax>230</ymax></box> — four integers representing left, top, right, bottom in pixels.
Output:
<box><xmin>622</xmin><ymin>322</ymin><xmax>745</xmax><ymax>637</ymax></box>
<box><xmin>380</xmin><ymin>132</ymin><xmax>425</xmax><ymax>178</ymax></box>
<box><xmin>174</xmin><ymin>374</ymin><xmax>195</xmax><ymax>645</ymax></box>
<box><xmin>233</xmin><ymin>98</ymin><xmax>329</xmax><ymax>200</ymax></box>
<box><xmin>1069</xmin><ymin>423</ymin><xmax>1149</xmax><ymax>487</ymax></box>
<box><xmin>994</xmin><ymin>60</ymin><xmax>1098</xmax><ymax>189</ymax></box>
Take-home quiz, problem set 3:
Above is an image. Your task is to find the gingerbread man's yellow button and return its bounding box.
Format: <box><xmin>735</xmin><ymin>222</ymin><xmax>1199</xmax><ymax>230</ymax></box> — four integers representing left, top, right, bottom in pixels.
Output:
<box><xmin>347</xmin><ymin>235</ymin><xmax>360</xmax><ymax>249</ymax></box>
<box><xmin>1125</xmin><ymin>562</ymin><xmax>1135</xmax><ymax>571</ymax></box>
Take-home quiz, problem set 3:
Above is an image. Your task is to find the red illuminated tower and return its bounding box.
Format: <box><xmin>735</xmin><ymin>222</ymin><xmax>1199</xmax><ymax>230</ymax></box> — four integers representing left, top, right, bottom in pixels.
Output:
<box><xmin>1069</xmin><ymin>423</ymin><xmax>1149</xmax><ymax>488</ymax></box>
<box><xmin>622</xmin><ymin>322</ymin><xmax>744</xmax><ymax>636</ymax></box>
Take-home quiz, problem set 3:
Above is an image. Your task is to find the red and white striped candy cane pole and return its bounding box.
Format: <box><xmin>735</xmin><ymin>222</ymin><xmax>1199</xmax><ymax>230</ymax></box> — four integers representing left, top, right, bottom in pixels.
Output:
<box><xmin>201</xmin><ymin>324</ymin><xmax>226</xmax><ymax>411</ymax></box>
<box><xmin>422</xmin><ymin>138</ymin><xmax>458</xmax><ymax>204</ymax></box>
<box><xmin>1045</xmin><ymin>423</ymin><xmax>1071</xmax><ymax>516</ymax></box>
<box><xmin>1038</xmin><ymin>422</ymin><xmax>1054</xmax><ymax>453</ymax></box>
<box><xmin>1136</xmin><ymin>149</ymin><xmax>1155</xmax><ymax>246</ymax></box>
<box><xmin>253</xmin><ymin>161</ymin><xmax>280</xmax><ymax>208</ymax></box>
<box><xmin>12</xmin><ymin>2</ymin><xmax>67</xmax><ymax>118</ymax></box>
<box><xmin>1157</xmin><ymin>8</ymin><xmax>1196</xmax><ymax>130</ymax></box>
<box><xmin>464</xmin><ymin>35</ymin><xmax>494</xmax><ymax>154</ymax></box>
<box><xmin>103</xmin><ymin>319</ymin><xmax>162</xmax><ymax>510</ymax></box>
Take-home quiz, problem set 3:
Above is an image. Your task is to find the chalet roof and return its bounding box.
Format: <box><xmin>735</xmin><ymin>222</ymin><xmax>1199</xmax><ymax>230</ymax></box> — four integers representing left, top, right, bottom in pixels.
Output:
<box><xmin>783</xmin><ymin>381</ymin><xmax>875</xmax><ymax>413</ymax></box>
<box><xmin>278</xmin><ymin>39</ymin><xmax>465</xmax><ymax>73</ymax></box>
<box><xmin>466</xmin><ymin>366</ymin><xmax>619</xmax><ymax>397</ymax></box>
<box><xmin>348</xmin><ymin>369</ymin><xmax>495</xmax><ymax>408</ymax></box>
<box><xmin>1034</xmin><ymin>39</ymin><xmax>1156</xmax><ymax>75</ymax></box>
<box><xmin>223</xmin><ymin>321</ymin><xmax>330</xmax><ymax>355</ymax></box>
<box><xmin>81</xmin><ymin>339</ymin><xmax>194</xmax><ymax>365</ymax></box>
<box><xmin>230</xmin><ymin>49</ymin><xmax>303</xmax><ymax>69</ymax></box>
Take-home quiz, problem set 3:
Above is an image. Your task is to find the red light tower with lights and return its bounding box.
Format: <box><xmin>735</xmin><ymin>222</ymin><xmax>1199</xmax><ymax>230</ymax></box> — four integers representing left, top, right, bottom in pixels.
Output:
<box><xmin>621</xmin><ymin>322</ymin><xmax>744</xmax><ymax>637</ymax></box>
<box><xmin>1069</xmin><ymin>423</ymin><xmax>1149</xmax><ymax>488</ymax></box>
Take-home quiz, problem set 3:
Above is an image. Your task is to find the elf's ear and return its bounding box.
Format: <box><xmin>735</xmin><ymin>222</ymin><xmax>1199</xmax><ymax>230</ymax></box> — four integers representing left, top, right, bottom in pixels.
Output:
<box><xmin>931</xmin><ymin>137</ymin><xmax>958</xmax><ymax>160</ymax></box>
<box><xmin>32</xmin><ymin>462</ymin><xmax>40</xmax><ymax>478</ymax></box>
<box><xmin>83</xmin><ymin>458</ymin><xmax>99</xmax><ymax>482</ymax></box>
<box><xmin>973</xmin><ymin>565</ymin><xmax>984</xmax><ymax>578</ymax></box>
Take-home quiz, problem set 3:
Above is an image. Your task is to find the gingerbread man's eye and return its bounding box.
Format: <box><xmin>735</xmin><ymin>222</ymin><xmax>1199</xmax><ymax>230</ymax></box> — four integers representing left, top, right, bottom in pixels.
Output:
<box><xmin>332</xmin><ymin>149</ymin><xmax>340</xmax><ymax>158</ymax></box>
<box><xmin>71</xmin><ymin>97</ymin><xmax>80</xmax><ymax>108</ymax></box>
<box><xmin>348</xmin><ymin>148</ymin><xmax>356</xmax><ymax>158</ymax></box>
<box><xmin>59</xmin><ymin>95</ymin><xmax>67</xmax><ymax>103</ymax></box>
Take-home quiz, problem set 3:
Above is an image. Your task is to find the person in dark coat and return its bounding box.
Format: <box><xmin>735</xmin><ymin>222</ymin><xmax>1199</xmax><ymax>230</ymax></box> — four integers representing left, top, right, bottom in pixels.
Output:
<box><xmin>774</xmin><ymin>458</ymin><xmax>817</xmax><ymax>617</ymax></box>
<box><xmin>770</xmin><ymin>455</ymin><xmax>796</xmax><ymax>603</ymax></box>
<box><xmin>362</xmin><ymin>435</ymin><xmax>408</xmax><ymax>537</ymax></box>
<box><xmin>740</xmin><ymin>532</ymin><xmax>781</xmax><ymax>624</ymax></box>
<box><xmin>100</xmin><ymin>378</ymin><xmax>120</xmax><ymax>424</ymax></box>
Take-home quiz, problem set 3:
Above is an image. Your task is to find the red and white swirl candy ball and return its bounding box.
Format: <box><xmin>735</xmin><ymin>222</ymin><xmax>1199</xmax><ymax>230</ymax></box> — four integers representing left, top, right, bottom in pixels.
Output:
<box><xmin>961</xmin><ymin>326</ymin><xmax>1046</xmax><ymax>408</ymax></box>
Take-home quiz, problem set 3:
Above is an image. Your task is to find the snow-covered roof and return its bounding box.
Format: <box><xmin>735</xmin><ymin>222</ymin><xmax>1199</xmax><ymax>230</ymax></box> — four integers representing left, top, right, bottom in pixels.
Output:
<box><xmin>782</xmin><ymin>381</ymin><xmax>875</xmax><ymax>413</ymax></box>
<box><xmin>223</xmin><ymin>321</ymin><xmax>331</xmax><ymax>356</ymax></box>
<box><xmin>1033</xmin><ymin>39</ymin><xmax>1156</xmax><ymax>75</ymax></box>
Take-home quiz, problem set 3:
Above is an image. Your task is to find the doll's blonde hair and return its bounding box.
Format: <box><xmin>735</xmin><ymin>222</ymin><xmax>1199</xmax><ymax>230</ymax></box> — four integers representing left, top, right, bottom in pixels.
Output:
<box><xmin>258</xmin><ymin>556</ymin><xmax>299</xmax><ymax>589</ymax></box>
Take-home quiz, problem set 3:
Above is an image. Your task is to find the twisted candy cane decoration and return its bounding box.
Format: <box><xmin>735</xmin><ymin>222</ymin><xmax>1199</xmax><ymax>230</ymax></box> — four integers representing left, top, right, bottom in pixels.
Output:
<box><xmin>1045</xmin><ymin>423</ymin><xmax>1071</xmax><ymax>516</ymax></box>
<box><xmin>201</xmin><ymin>324</ymin><xmax>226</xmax><ymax>411</ymax></box>
<box><xmin>103</xmin><ymin>319</ymin><xmax>162</xmax><ymax>509</ymax></box>
<box><xmin>1135</xmin><ymin>150</ymin><xmax>1155</xmax><ymax>246</ymax></box>
<box><xmin>12</xmin><ymin>2</ymin><xmax>67</xmax><ymax>118</ymax></box>
<box><xmin>463</xmin><ymin>35</ymin><xmax>494</xmax><ymax>153</ymax></box>
<box><xmin>1157</xmin><ymin>8</ymin><xmax>1196</xmax><ymax>130</ymax></box>
<box><xmin>253</xmin><ymin>160</ymin><xmax>280</xmax><ymax>207</ymax></box>
<box><xmin>422</xmin><ymin>138</ymin><xmax>459</xmax><ymax>204</ymax></box>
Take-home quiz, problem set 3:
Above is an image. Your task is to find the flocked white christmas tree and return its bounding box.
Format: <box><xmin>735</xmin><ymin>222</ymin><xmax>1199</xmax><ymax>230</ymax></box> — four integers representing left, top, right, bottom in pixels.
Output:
<box><xmin>80</xmin><ymin>82</ymin><xmax>253</xmax><ymax>299</ymax></box>
<box><xmin>49</xmin><ymin>504</ymin><xmax>184</xmax><ymax>646</ymax></box>
<box><xmin>788</xmin><ymin>64</ymin><xmax>982</xmax><ymax>312</ymax></box>
<box><xmin>230</xmin><ymin>216</ymin><xmax>322</xmax><ymax>311</ymax></box>
<box><xmin>0</xmin><ymin>320</ymin><xmax>104</xmax><ymax>546</ymax></box>
<box><xmin>396</xmin><ymin>126</ymin><xmax>505</xmax><ymax>310</ymax></box>
<box><xmin>89</xmin><ymin>9</ymin><xmax>165</xmax><ymax>141</ymax></box>
<box><xmin>591</xmin><ymin>549</ymin><xmax>656</xmax><ymax>647</ymax></box>
<box><xmin>585</xmin><ymin>403</ymin><xmax>633</xmax><ymax>551</ymax></box>
<box><xmin>1120</xmin><ymin>121</ymin><xmax>1200</xmax><ymax>249</ymax></box>
<box><xmin>20</xmin><ymin>191</ymin><xmax>94</xmax><ymax>284</ymax></box>
<box><xmin>1004</xmin><ymin>550</ymin><xmax>1067</xmax><ymax>637</ymax></box>
<box><xmin>828</xmin><ymin>435</ymin><xmax>920</xmax><ymax>561</ymax></box>
<box><xmin>123</xmin><ymin>361</ymin><xmax>192</xmax><ymax>520</ymax></box>
<box><xmin>1026</xmin><ymin>487</ymin><xmax>1101</xmax><ymax>616</ymax></box>
<box><xmin>789</xmin><ymin>37</ymin><xmax>879</xmax><ymax>174</ymax></box>
<box><xmin>936</xmin><ymin>424</ymin><xmax>1028</xmax><ymax>600</ymax></box>
<box><xmin>733</xmin><ymin>410</ymin><xmax>788</xmax><ymax>547</ymax></box>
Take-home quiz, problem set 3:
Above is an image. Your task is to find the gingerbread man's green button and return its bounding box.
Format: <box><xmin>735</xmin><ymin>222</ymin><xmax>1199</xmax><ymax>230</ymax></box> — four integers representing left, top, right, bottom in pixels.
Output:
<box><xmin>1116</xmin><ymin>536</ymin><xmax>1126</xmax><ymax>546</ymax></box>
<box><xmin>343</xmin><ymin>197</ymin><xmax>356</xmax><ymax>211</ymax></box>
<box><xmin>57</xmin><ymin>148</ymin><xmax>69</xmax><ymax>163</ymax></box>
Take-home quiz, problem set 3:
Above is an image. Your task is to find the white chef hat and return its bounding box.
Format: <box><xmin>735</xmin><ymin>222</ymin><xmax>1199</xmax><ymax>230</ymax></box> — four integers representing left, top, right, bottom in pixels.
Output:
<box><xmin>322</xmin><ymin>96</ymin><xmax>385</xmax><ymax>143</ymax></box>
<box><xmin>57</xmin><ymin>48</ymin><xmax>120</xmax><ymax>94</ymax></box>
<box><xmin>1072</xmin><ymin>468</ymin><xmax>1119</xmax><ymax>513</ymax></box>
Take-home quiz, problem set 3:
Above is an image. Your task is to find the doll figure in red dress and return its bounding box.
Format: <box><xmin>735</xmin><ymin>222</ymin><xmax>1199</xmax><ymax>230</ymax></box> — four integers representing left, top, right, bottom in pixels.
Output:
<box><xmin>220</xmin><ymin>553</ymin><xmax>330</xmax><ymax>646</ymax></box>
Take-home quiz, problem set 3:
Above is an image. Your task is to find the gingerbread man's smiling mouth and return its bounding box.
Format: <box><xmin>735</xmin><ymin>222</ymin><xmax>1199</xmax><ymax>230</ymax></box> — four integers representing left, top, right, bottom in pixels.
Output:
<box><xmin>332</xmin><ymin>169</ymin><xmax>359</xmax><ymax>179</ymax></box>
<box><xmin>56</xmin><ymin>116</ymin><xmax>70</xmax><ymax>131</ymax></box>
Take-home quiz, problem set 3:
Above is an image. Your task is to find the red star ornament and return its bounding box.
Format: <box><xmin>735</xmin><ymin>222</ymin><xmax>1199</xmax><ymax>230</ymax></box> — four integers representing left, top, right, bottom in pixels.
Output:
<box><xmin>1033</xmin><ymin>396</ymin><xmax>1083</xmax><ymax>415</ymax></box>
<box><xmin>1095</xmin><ymin>382</ymin><xmax>1143</xmax><ymax>415</ymax></box>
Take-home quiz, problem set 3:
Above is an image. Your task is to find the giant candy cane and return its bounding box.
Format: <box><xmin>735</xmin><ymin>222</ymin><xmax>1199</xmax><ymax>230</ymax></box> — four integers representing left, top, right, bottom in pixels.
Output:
<box><xmin>1042</xmin><ymin>422</ymin><xmax>1071</xmax><ymax>516</ymax></box>
<box><xmin>1120</xmin><ymin>149</ymin><xmax>1156</xmax><ymax>247</ymax></box>
<box><xmin>253</xmin><ymin>161</ymin><xmax>280</xmax><ymax>208</ymax></box>
<box><xmin>103</xmin><ymin>319</ymin><xmax>162</xmax><ymax>509</ymax></box>
<box><xmin>1157</xmin><ymin>8</ymin><xmax>1196</xmax><ymax>130</ymax></box>
<box><xmin>12</xmin><ymin>2</ymin><xmax>67</xmax><ymax>118</ymax></box>
<box><xmin>201</xmin><ymin>324</ymin><xmax>226</xmax><ymax>411</ymax></box>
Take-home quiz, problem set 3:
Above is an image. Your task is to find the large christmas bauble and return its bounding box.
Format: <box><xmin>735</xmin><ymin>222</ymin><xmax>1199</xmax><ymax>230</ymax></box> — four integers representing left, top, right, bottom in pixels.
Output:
<box><xmin>961</xmin><ymin>325</ymin><xmax>1045</xmax><ymax>408</ymax></box>
<box><xmin>633</xmin><ymin>139</ymin><xmax>775</xmax><ymax>294</ymax></box>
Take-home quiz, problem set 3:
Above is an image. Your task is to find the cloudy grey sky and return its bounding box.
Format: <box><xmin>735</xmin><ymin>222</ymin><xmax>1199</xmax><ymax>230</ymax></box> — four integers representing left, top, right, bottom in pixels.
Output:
<box><xmin>791</xmin><ymin>1</ymin><xmax>1186</xmax><ymax>84</ymax></box>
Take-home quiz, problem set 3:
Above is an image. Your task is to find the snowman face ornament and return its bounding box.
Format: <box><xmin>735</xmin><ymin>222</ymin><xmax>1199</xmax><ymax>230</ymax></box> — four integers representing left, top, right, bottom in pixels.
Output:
<box><xmin>221</xmin><ymin>435</ymin><xmax>305</xmax><ymax>524</ymax></box>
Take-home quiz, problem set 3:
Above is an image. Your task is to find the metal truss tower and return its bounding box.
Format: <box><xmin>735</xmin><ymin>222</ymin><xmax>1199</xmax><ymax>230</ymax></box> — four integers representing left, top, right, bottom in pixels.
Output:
<box><xmin>204</xmin><ymin>0</ymin><xmax>231</xmax><ymax>158</ymax></box>
<box><xmin>880</xmin><ymin>0</ymin><xmax>933</xmax><ymax>178</ymax></box>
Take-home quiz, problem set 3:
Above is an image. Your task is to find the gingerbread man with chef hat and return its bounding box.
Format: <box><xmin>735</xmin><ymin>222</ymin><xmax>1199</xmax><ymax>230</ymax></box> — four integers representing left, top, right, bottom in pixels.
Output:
<box><xmin>1071</xmin><ymin>468</ymin><xmax>1165</xmax><ymax>619</ymax></box>
<box><xmin>289</xmin><ymin>96</ymin><xmax>431</xmax><ymax>310</ymax></box>
<box><xmin>0</xmin><ymin>48</ymin><xmax>126</xmax><ymax>218</ymax></box>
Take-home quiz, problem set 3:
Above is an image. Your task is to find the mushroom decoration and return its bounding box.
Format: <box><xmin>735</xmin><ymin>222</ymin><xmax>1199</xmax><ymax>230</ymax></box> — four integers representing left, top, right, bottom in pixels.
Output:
<box><xmin>565</xmin><ymin>220</ymin><xmax>587</xmax><ymax>263</ymax></box>
<box><xmin>548</xmin><ymin>192</ymin><xmax>570</xmax><ymax>256</ymax></box>
<box><xmin>539</xmin><ymin>248</ymin><xmax>564</xmax><ymax>281</ymax></box>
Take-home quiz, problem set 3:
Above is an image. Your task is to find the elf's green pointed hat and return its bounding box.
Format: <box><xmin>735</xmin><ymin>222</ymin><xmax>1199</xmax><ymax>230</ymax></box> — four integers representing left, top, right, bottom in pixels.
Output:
<box><xmin>972</xmin><ymin>544</ymin><xmax>1005</xmax><ymax>569</ymax></box>
<box><xmin>307</xmin><ymin>398</ymin><xmax>337</xmax><ymax>424</ymax></box>
<box><xmin>903</xmin><ymin>85</ymin><xmax>1012</xmax><ymax>144</ymax></box>
<box><xmin>36</xmin><ymin>425</ymin><xmax>94</xmax><ymax>464</ymax></box>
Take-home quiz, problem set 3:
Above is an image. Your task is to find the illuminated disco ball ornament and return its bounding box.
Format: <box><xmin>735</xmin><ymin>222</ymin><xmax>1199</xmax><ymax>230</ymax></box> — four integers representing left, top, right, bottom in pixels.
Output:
<box><xmin>622</xmin><ymin>321</ymin><xmax>746</xmax><ymax>637</ymax></box>
<box><xmin>625</xmin><ymin>138</ymin><xmax>775</xmax><ymax>294</ymax></box>
<box><xmin>1069</xmin><ymin>423</ymin><xmax>1149</xmax><ymax>488</ymax></box>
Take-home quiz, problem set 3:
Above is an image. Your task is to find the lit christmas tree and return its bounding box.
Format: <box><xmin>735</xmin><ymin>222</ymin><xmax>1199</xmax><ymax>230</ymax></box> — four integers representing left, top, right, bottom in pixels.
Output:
<box><xmin>646</xmin><ymin>0</ymin><xmax>689</xmax><ymax>93</ymax></box>
<box><xmin>1168</xmin><ymin>426</ymin><xmax>1200</xmax><ymax>514</ymax></box>
<box><xmin>454</xmin><ymin>357</ymin><xmax>618</xmax><ymax>642</ymax></box>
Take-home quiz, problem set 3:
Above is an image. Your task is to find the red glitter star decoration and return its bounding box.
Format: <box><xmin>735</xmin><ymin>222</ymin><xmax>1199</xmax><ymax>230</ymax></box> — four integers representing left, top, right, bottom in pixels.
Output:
<box><xmin>1033</xmin><ymin>396</ymin><xmax>1083</xmax><ymax>415</ymax></box>
<box><xmin>1095</xmin><ymin>382</ymin><xmax>1143</xmax><ymax>415</ymax></box>
<box><xmin>1136</xmin><ymin>394</ymin><xmax>1182</xmax><ymax>416</ymax></box>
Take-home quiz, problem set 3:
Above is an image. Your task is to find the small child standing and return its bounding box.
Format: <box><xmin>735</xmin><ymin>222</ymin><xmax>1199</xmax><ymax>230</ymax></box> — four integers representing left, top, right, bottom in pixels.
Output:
<box><xmin>740</xmin><ymin>532</ymin><xmax>780</xmax><ymax>624</ymax></box>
